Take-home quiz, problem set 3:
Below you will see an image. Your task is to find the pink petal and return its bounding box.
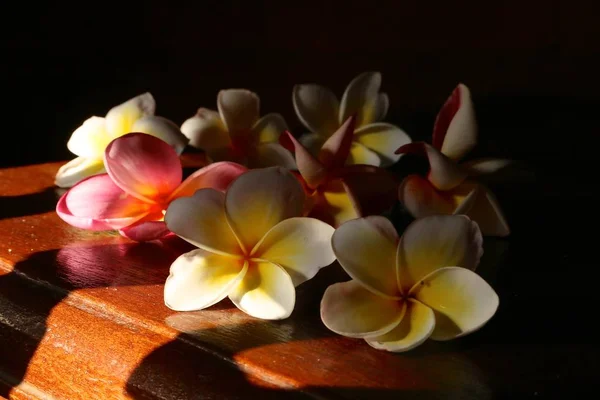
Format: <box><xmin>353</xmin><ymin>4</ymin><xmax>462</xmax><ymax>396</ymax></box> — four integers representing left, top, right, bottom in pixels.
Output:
<box><xmin>398</xmin><ymin>175</ymin><xmax>456</xmax><ymax>218</ymax></box>
<box><xmin>104</xmin><ymin>133</ymin><xmax>182</xmax><ymax>203</ymax></box>
<box><xmin>119</xmin><ymin>221</ymin><xmax>171</xmax><ymax>242</ymax></box>
<box><xmin>337</xmin><ymin>165</ymin><xmax>399</xmax><ymax>217</ymax></box>
<box><xmin>318</xmin><ymin>115</ymin><xmax>355</xmax><ymax>169</ymax></box>
<box><xmin>56</xmin><ymin>174</ymin><xmax>152</xmax><ymax>230</ymax></box>
<box><xmin>280</xmin><ymin>131</ymin><xmax>327</xmax><ymax>189</ymax></box>
<box><xmin>169</xmin><ymin>161</ymin><xmax>248</xmax><ymax>200</ymax></box>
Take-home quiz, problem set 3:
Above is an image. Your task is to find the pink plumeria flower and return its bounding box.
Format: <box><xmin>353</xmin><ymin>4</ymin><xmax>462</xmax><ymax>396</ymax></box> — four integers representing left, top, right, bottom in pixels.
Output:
<box><xmin>56</xmin><ymin>133</ymin><xmax>247</xmax><ymax>242</ymax></box>
<box><xmin>180</xmin><ymin>89</ymin><xmax>296</xmax><ymax>169</ymax></box>
<box><xmin>280</xmin><ymin>115</ymin><xmax>398</xmax><ymax>227</ymax></box>
<box><xmin>321</xmin><ymin>215</ymin><xmax>499</xmax><ymax>352</ymax></box>
<box><xmin>396</xmin><ymin>84</ymin><xmax>512</xmax><ymax>236</ymax></box>
<box><xmin>163</xmin><ymin>167</ymin><xmax>336</xmax><ymax>320</ymax></box>
<box><xmin>293</xmin><ymin>71</ymin><xmax>411</xmax><ymax>167</ymax></box>
<box><xmin>55</xmin><ymin>93</ymin><xmax>189</xmax><ymax>188</ymax></box>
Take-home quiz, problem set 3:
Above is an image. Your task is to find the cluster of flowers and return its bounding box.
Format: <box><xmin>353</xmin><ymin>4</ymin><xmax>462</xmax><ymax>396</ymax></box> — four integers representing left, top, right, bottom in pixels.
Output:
<box><xmin>55</xmin><ymin>72</ymin><xmax>509</xmax><ymax>352</ymax></box>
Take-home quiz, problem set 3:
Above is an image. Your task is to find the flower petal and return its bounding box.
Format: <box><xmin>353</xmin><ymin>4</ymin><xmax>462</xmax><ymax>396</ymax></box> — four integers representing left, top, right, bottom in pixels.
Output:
<box><xmin>217</xmin><ymin>89</ymin><xmax>259</xmax><ymax>134</ymax></box>
<box><xmin>169</xmin><ymin>162</ymin><xmax>248</xmax><ymax>200</ymax></box>
<box><xmin>252</xmin><ymin>113</ymin><xmax>288</xmax><ymax>144</ymax></box>
<box><xmin>354</xmin><ymin>123</ymin><xmax>412</xmax><ymax>167</ymax></box>
<box><xmin>332</xmin><ymin>216</ymin><xmax>401</xmax><ymax>298</ymax></box>
<box><xmin>164</xmin><ymin>249</ymin><xmax>247</xmax><ymax>311</ymax></box>
<box><xmin>165</xmin><ymin>189</ymin><xmax>242</xmax><ymax>257</ymax></box>
<box><xmin>104</xmin><ymin>133</ymin><xmax>182</xmax><ymax>203</ymax></box>
<box><xmin>251</xmin><ymin>217</ymin><xmax>335</xmax><ymax>286</ymax></box>
<box><xmin>180</xmin><ymin>108</ymin><xmax>230</xmax><ymax>150</ymax></box>
<box><xmin>411</xmin><ymin>267</ymin><xmax>499</xmax><ymax>341</ymax></box>
<box><xmin>321</xmin><ymin>280</ymin><xmax>405</xmax><ymax>338</ymax></box>
<box><xmin>310</xmin><ymin>178</ymin><xmax>360</xmax><ymax>227</ymax></box>
<box><xmin>105</xmin><ymin>92</ymin><xmax>156</xmax><ymax>138</ymax></box>
<box><xmin>398</xmin><ymin>175</ymin><xmax>456</xmax><ymax>217</ymax></box>
<box><xmin>229</xmin><ymin>261</ymin><xmax>295</xmax><ymax>320</ymax></box>
<box><xmin>56</xmin><ymin>174</ymin><xmax>151</xmax><ymax>230</ymax></box>
<box><xmin>54</xmin><ymin>157</ymin><xmax>106</xmax><ymax>188</ymax></box>
<box><xmin>432</xmin><ymin>84</ymin><xmax>477</xmax><ymax>161</ymax></box>
<box><xmin>119</xmin><ymin>221</ymin><xmax>171</xmax><ymax>242</ymax></box>
<box><xmin>365</xmin><ymin>299</ymin><xmax>435</xmax><ymax>352</ymax></box>
<box><xmin>461</xmin><ymin>158</ymin><xmax>514</xmax><ymax>177</ymax></box>
<box><xmin>338</xmin><ymin>165</ymin><xmax>398</xmax><ymax>217</ymax></box>
<box><xmin>396</xmin><ymin>142</ymin><xmax>466</xmax><ymax>190</ymax></box>
<box><xmin>346</xmin><ymin>142</ymin><xmax>381</xmax><ymax>166</ymax></box>
<box><xmin>454</xmin><ymin>184</ymin><xmax>510</xmax><ymax>237</ymax></box>
<box><xmin>248</xmin><ymin>143</ymin><xmax>297</xmax><ymax>169</ymax></box>
<box><xmin>292</xmin><ymin>84</ymin><xmax>340</xmax><ymax>134</ymax></box>
<box><xmin>373</xmin><ymin>93</ymin><xmax>390</xmax><ymax>122</ymax></box>
<box><xmin>396</xmin><ymin>215</ymin><xmax>483</xmax><ymax>293</ymax></box>
<box><xmin>67</xmin><ymin>116</ymin><xmax>111</xmax><ymax>158</ymax></box>
<box><xmin>339</xmin><ymin>71</ymin><xmax>382</xmax><ymax>126</ymax></box>
<box><xmin>131</xmin><ymin>116</ymin><xmax>189</xmax><ymax>154</ymax></box>
<box><xmin>225</xmin><ymin>167</ymin><xmax>305</xmax><ymax>252</ymax></box>
<box><xmin>280</xmin><ymin>131</ymin><xmax>327</xmax><ymax>189</ymax></box>
<box><xmin>318</xmin><ymin>115</ymin><xmax>355</xmax><ymax>169</ymax></box>
<box><xmin>298</xmin><ymin>132</ymin><xmax>326</xmax><ymax>156</ymax></box>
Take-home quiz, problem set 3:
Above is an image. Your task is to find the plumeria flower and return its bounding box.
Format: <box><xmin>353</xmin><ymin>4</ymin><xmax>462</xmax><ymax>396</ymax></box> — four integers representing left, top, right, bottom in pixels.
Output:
<box><xmin>180</xmin><ymin>89</ymin><xmax>296</xmax><ymax>169</ymax></box>
<box><xmin>321</xmin><ymin>215</ymin><xmax>499</xmax><ymax>352</ymax></box>
<box><xmin>55</xmin><ymin>93</ymin><xmax>189</xmax><ymax>188</ymax></box>
<box><xmin>163</xmin><ymin>167</ymin><xmax>336</xmax><ymax>320</ymax></box>
<box><xmin>397</xmin><ymin>84</ymin><xmax>512</xmax><ymax>236</ymax></box>
<box><xmin>280</xmin><ymin>116</ymin><xmax>398</xmax><ymax>227</ymax></box>
<box><xmin>56</xmin><ymin>133</ymin><xmax>247</xmax><ymax>242</ymax></box>
<box><xmin>293</xmin><ymin>71</ymin><xmax>411</xmax><ymax>167</ymax></box>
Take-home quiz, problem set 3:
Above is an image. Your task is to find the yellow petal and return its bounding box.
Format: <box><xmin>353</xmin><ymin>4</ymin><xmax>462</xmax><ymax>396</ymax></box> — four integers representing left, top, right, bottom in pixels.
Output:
<box><xmin>164</xmin><ymin>249</ymin><xmax>247</xmax><ymax>311</ymax></box>
<box><xmin>252</xmin><ymin>113</ymin><xmax>288</xmax><ymax>144</ymax></box>
<box><xmin>331</xmin><ymin>216</ymin><xmax>401</xmax><ymax>298</ymax></box>
<box><xmin>217</xmin><ymin>89</ymin><xmax>259</xmax><ymax>135</ymax></box>
<box><xmin>354</xmin><ymin>123</ymin><xmax>412</xmax><ymax>167</ymax></box>
<box><xmin>411</xmin><ymin>267</ymin><xmax>499</xmax><ymax>341</ymax></box>
<box><xmin>54</xmin><ymin>157</ymin><xmax>106</xmax><ymax>188</ymax></box>
<box><xmin>321</xmin><ymin>280</ymin><xmax>405</xmax><ymax>338</ymax></box>
<box><xmin>366</xmin><ymin>299</ymin><xmax>435</xmax><ymax>352</ymax></box>
<box><xmin>346</xmin><ymin>142</ymin><xmax>381</xmax><ymax>166</ymax></box>
<box><xmin>67</xmin><ymin>116</ymin><xmax>111</xmax><ymax>158</ymax></box>
<box><xmin>292</xmin><ymin>84</ymin><xmax>340</xmax><ymax>135</ymax></box>
<box><xmin>251</xmin><ymin>217</ymin><xmax>335</xmax><ymax>286</ymax></box>
<box><xmin>105</xmin><ymin>92</ymin><xmax>155</xmax><ymax>137</ymax></box>
<box><xmin>165</xmin><ymin>189</ymin><xmax>243</xmax><ymax>257</ymax></box>
<box><xmin>397</xmin><ymin>215</ymin><xmax>483</xmax><ymax>293</ymax></box>
<box><xmin>224</xmin><ymin>167</ymin><xmax>305</xmax><ymax>252</ymax></box>
<box><xmin>131</xmin><ymin>116</ymin><xmax>189</xmax><ymax>154</ymax></box>
<box><xmin>229</xmin><ymin>261</ymin><xmax>295</xmax><ymax>320</ymax></box>
<box><xmin>339</xmin><ymin>71</ymin><xmax>382</xmax><ymax>126</ymax></box>
<box><xmin>180</xmin><ymin>108</ymin><xmax>230</xmax><ymax>150</ymax></box>
<box><xmin>311</xmin><ymin>178</ymin><xmax>359</xmax><ymax>228</ymax></box>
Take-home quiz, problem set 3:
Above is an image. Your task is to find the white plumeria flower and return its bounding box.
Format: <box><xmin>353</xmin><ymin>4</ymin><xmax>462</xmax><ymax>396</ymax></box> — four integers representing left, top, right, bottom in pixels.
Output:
<box><xmin>164</xmin><ymin>167</ymin><xmax>336</xmax><ymax>320</ymax></box>
<box><xmin>180</xmin><ymin>89</ymin><xmax>296</xmax><ymax>169</ymax></box>
<box><xmin>55</xmin><ymin>93</ymin><xmax>189</xmax><ymax>188</ymax></box>
<box><xmin>321</xmin><ymin>215</ymin><xmax>498</xmax><ymax>352</ymax></box>
<box><xmin>293</xmin><ymin>71</ymin><xmax>411</xmax><ymax>167</ymax></box>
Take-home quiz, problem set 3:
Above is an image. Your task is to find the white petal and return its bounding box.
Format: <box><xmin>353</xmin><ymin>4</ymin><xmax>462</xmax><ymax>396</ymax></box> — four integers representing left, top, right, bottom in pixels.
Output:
<box><xmin>217</xmin><ymin>89</ymin><xmax>259</xmax><ymax>134</ymax></box>
<box><xmin>454</xmin><ymin>184</ymin><xmax>510</xmax><ymax>237</ymax></box>
<box><xmin>298</xmin><ymin>132</ymin><xmax>326</xmax><ymax>156</ymax></box>
<box><xmin>461</xmin><ymin>158</ymin><xmax>514</xmax><ymax>177</ymax></box>
<box><xmin>252</xmin><ymin>113</ymin><xmax>288</xmax><ymax>144</ymax></box>
<box><xmin>67</xmin><ymin>116</ymin><xmax>111</xmax><ymax>158</ymax></box>
<box><xmin>374</xmin><ymin>93</ymin><xmax>390</xmax><ymax>122</ymax></box>
<box><xmin>248</xmin><ymin>143</ymin><xmax>297</xmax><ymax>169</ymax></box>
<box><xmin>105</xmin><ymin>92</ymin><xmax>156</xmax><ymax>137</ymax></box>
<box><xmin>292</xmin><ymin>84</ymin><xmax>340</xmax><ymax>134</ymax></box>
<box><xmin>54</xmin><ymin>157</ymin><xmax>106</xmax><ymax>188</ymax></box>
<box><xmin>132</xmin><ymin>116</ymin><xmax>189</xmax><ymax>154</ymax></box>
<box><xmin>229</xmin><ymin>261</ymin><xmax>295</xmax><ymax>320</ymax></box>
<box><xmin>164</xmin><ymin>249</ymin><xmax>247</xmax><ymax>311</ymax></box>
<box><xmin>180</xmin><ymin>108</ymin><xmax>230</xmax><ymax>150</ymax></box>
<box><xmin>339</xmin><ymin>71</ymin><xmax>382</xmax><ymax>126</ymax></box>
<box><xmin>354</xmin><ymin>123</ymin><xmax>412</xmax><ymax>167</ymax></box>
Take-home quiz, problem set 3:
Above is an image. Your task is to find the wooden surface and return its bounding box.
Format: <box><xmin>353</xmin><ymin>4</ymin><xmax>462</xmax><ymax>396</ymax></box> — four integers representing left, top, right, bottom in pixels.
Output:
<box><xmin>0</xmin><ymin>161</ymin><xmax>597</xmax><ymax>399</ymax></box>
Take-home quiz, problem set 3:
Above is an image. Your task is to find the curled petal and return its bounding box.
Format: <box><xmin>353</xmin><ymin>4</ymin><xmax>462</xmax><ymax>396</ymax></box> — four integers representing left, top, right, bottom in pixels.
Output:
<box><xmin>373</xmin><ymin>93</ymin><xmax>390</xmax><ymax>122</ymax></box>
<box><xmin>332</xmin><ymin>216</ymin><xmax>401</xmax><ymax>298</ymax></box>
<box><xmin>280</xmin><ymin>131</ymin><xmax>327</xmax><ymax>188</ymax></box>
<box><xmin>164</xmin><ymin>249</ymin><xmax>247</xmax><ymax>311</ymax></box>
<box><xmin>396</xmin><ymin>215</ymin><xmax>483</xmax><ymax>293</ymax></box>
<box><xmin>217</xmin><ymin>89</ymin><xmax>259</xmax><ymax>134</ymax></box>
<box><xmin>338</xmin><ymin>165</ymin><xmax>398</xmax><ymax>218</ymax></box>
<box><xmin>180</xmin><ymin>108</ymin><xmax>230</xmax><ymax>150</ymax></box>
<box><xmin>454</xmin><ymin>184</ymin><xmax>510</xmax><ymax>237</ymax></box>
<box><xmin>310</xmin><ymin>178</ymin><xmax>360</xmax><ymax>227</ymax></box>
<box><xmin>132</xmin><ymin>116</ymin><xmax>189</xmax><ymax>154</ymax></box>
<box><xmin>229</xmin><ymin>261</ymin><xmax>295</xmax><ymax>320</ymax></box>
<box><xmin>104</xmin><ymin>133</ymin><xmax>182</xmax><ymax>203</ymax></box>
<box><xmin>339</xmin><ymin>71</ymin><xmax>382</xmax><ymax>126</ymax></box>
<box><xmin>252</xmin><ymin>217</ymin><xmax>335</xmax><ymax>286</ymax></box>
<box><xmin>292</xmin><ymin>84</ymin><xmax>340</xmax><ymax>134</ymax></box>
<box><xmin>54</xmin><ymin>157</ymin><xmax>106</xmax><ymax>188</ymax></box>
<box><xmin>252</xmin><ymin>113</ymin><xmax>288</xmax><ymax>144</ymax></box>
<box><xmin>169</xmin><ymin>162</ymin><xmax>248</xmax><ymax>200</ymax></box>
<box><xmin>248</xmin><ymin>143</ymin><xmax>297</xmax><ymax>169</ymax></box>
<box><xmin>105</xmin><ymin>92</ymin><xmax>156</xmax><ymax>138</ymax></box>
<box><xmin>225</xmin><ymin>167</ymin><xmax>305</xmax><ymax>252</ymax></box>
<box><xmin>56</xmin><ymin>174</ymin><xmax>151</xmax><ymax>230</ymax></box>
<box><xmin>461</xmin><ymin>158</ymin><xmax>514</xmax><ymax>177</ymax></box>
<box><xmin>67</xmin><ymin>116</ymin><xmax>111</xmax><ymax>158</ymax></box>
<box><xmin>321</xmin><ymin>280</ymin><xmax>405</xmax><ymax>338</ymax></box>
<box><xmin>366</xmin><ymin>299</ymin><xmax>435</xmax><ymax>352</ymax></box>
<box><xmin>165</xmin><ymin>189</ymin><xmax>242</xmax><ymax>257</ymax></box>
<box><xmin>354</xmin><ymin>123</ymin><xmax>412</xmax><ymax>167</ymax></box>
<box><xmin>318</xmin><ymin>115</ymin><xmax>355</xmax><ymax>170</ymax></box>
<box><xmin>432</xmin><ymin>84</ymin><xmax>477</xmax><ymax>161</ymax></box>
<box><xmin>398</xmin><ymin>175</ymin><xmax>456</xmax><ymax>217</ymax></box>
<box><xmin>411</xmin><ymin>267</ymin><xmax>499</xmax><ymax>341</ymax></box>
<box><xmin>119</xmin><ymin>221</ymin><xmax>171</xmax><ymax>242</ymax></box>
<box><xmin>346</xmin><ymin>142</ymin><xmax>381</xmax><ymax>166</ymax></box>
<box><xmin>396</xmin><ymin>142</ymin><xmax>466</xmax><ymax>190</ymax></box>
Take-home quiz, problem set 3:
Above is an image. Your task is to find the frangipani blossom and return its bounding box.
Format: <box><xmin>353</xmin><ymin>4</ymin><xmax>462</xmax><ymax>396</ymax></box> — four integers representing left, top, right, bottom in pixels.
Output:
<box><xmin>397</xmin><ymin>84</ymin><xmax>511</xmax><ymax>236</ymax></box>
<box><xmin>181</xmin><ymin>89</ymin><xmax>296</xmax><ymax>169</ymax></box>
<box><xmin>321</xmin><ymin>215</ymin><xmax>499</xmax><ymax>352</ymax></box>
<box><xmin>163</xmin><ymin>167</ymin><xmax>336</xmax><ymax>320</ymax></box>
<box><xmin>280</xmin><ymin>116</ymin><xmax>398</xmax><ymax>227</ymax></box>
<box><xmin>293</xmin><ymin>71</ymin><xmax>411</xmax><ymax>167</ymax></box>
<box><xmin>55</xmin><ymin>93</ymin><xmax>189</xmax><ymax>188</ymax></box>
<box><xmin>56</xmin><ymin>133</ymin><xmax>246</xmax><ymax>242</ymax></box>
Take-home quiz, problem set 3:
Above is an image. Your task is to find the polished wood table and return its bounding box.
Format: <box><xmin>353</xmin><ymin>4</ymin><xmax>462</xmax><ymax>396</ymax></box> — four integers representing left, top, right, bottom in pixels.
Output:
<box><xmin>0</xmin><ymin>161</ymin><xmax>596</xmax><ymax>399</ymax></box>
